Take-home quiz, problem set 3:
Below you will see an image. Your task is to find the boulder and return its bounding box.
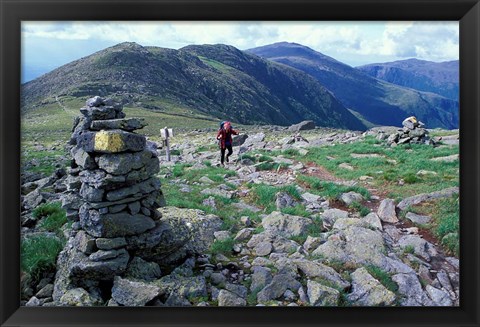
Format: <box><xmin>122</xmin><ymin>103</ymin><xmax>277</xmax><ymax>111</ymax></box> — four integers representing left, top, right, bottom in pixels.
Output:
<box><xmin>59</xmin><ymin>288</ymin><xmax>95</xmax><ymax>306</ymax></box>
<box><xmin>261</xmin><ymin>211</ymin><xmax>312</xmax><ymax>238</ymax></box>
<box><xmin>321</xmin><ymin>208</ymin><xmax>349</xmax><ymax>230</ymax></box>
<box><xmin>307</xmin><ymin>280</ymin><xmax>340</xmax><ymax>306</ymax></box>
<box><xmin>294</xmin><ymin>259</ymin><xmax>350</xmax><ymax>290</ymax></box>
<box><xmin>405</xmin><ymin>212</ymin><xmax>432</xmax><ymax>225</ymax></box>
<box><xmin>125</xmin><ymin>257</ymin><xmax>162</xmax><ymax>281</ymax></box>
<box><xmin>377</xmin><ymin>199</ymin><xmax>398</xmax><ymax>223</ymax></box>
<box><xmin>217</xmin><ymin>290</ymin><xmax>246</xmax><ymax>306</ymax></box>
<box><xmin>257</xmin><ymin>274</ymin><xmax>302</xmax><ymax>303</ymax></box>
<box><xmin>392</xmin><ymin>273</ymin><xmax>434</xmax><ymax>306</ymax></box>
<box><xmin>339</xmin><ymin>192</ymin><xmax>364</xmax><ymax>205</ymax></box>
<box><xmin>111</xmin><ymin>276</ymin><xmax>160</xmax><ymax>306</ymax></box>
<box><xmin>362</xmin><ymin>212</ymin><xmax>383</xmax><ymax>230</ymax></box>
<box><xmin>250</xmin><ymin>266</ymin><xmax>273</xmax><ymax>292</ymax></box>
<box><xmin>288</xmin><ymin>120</ymin><xmax>315</xmax><ymax>132</ymax></box>
<box><xmin>347</xmin><ymin>267</ymin><xmax>396</xmax><ymax>306</ymax></box>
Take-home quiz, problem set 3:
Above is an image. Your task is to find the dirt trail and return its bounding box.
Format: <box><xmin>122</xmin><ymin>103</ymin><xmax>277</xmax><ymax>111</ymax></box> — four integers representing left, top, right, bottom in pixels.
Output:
<box><xmin>290</xmin><ymin>160</ymin><xmax>456</xmax><ymax>273</ymax></box>
<box><xmin>55</xmin><ymin>96</ymin><xmax>77</xmax><ymax>116</ymax></box>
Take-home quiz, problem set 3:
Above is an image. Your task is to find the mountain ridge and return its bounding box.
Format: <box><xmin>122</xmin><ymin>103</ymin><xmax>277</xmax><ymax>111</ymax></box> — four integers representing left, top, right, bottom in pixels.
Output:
<box><xmin>247</xmin><ymin>42</ymin><xmax>459</xmax><ymax>129</ymax></box>
<box><xmin>356</xmin><ymin>58</ymin><xmax>459</xmax><ymax>101</ymax></box>
<box><xmin>21</xmin><ymin>42</ymin><xmax>366</xmax><ymax>131</ymax></box>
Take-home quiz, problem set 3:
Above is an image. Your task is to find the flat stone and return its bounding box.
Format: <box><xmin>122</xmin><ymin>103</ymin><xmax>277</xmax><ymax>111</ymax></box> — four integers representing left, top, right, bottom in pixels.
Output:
<box><xmin>261</xmin><ymin>211</ymin><xmax>312</xmax><ymax>237</ymax></box>
<box><xmin>288</xmin><ymin>120</ymin><xmax>316</xmax><ymax>132</ymax></box>
<box><xmin>397</xmin><ymin>187</ymin><xmax>459</xmax><ymax>210</ymax></box>
<box><xmin>90</xmin><ymin>118</ymin><xmax>147</xmax><ymax>131</ymax></box>
<box><xmin>106</xmin><ymin>178</ymin><xmax>161</xmax><ymax>201</ymax></box>
<box><xmin>339</xmin><ymin>163</ymin><xmax>354</xmax><ymax>170</ymax></box>
<box><xmin>111</xmin><ymin>276</ymin><xmax>160</xmax><ymax>306</ymax></box>
<box><xmin>89</xmin><ymin>249</ymin><xmax>122</xmax><ymax>262</ymax></box>
<box><xmin>339</xmin><ymin>192</ymin><xmax>364</xmax><ymax>205</ymax></box>
<box><xmin>77</xmin><ymin>130</ymin><xmax>146</xmax><ymax>153</ymax></box>
<box><xmin>405</xmin><ymin>212</ymin><xmax>432</xmax><ymax>225</ymax></box>
<box><xmin>96</xmin><ymin>150</ymin><xmax>153</xmax><ymax>176</ymax></box>
<box><xmin>301</xmin><ymin>192</ymin><xmax>322</xmax><ymax>203</ymax></box>
<box><xmin>80</xmin><ymin>206</ymin><xmax>155</xmax><ymax>238</ymax></box>
<box><xmin>430</xmin><ymin>154</ymin><xmax>459</xmax><ymax>163</ymax></box>
<box><xmin>95</xmin><ymin>237</ymin><xmax>127</xmax><ymax>250</ymax></box>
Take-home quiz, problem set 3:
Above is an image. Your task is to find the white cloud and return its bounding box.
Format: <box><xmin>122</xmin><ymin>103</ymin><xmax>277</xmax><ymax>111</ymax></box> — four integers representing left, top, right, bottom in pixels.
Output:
<box><xmin>22</xmin><ymin>21</ymin><xmax>459</xmax><ymax>69</ymax></box>
<box><xmin>356</xmin><ymin>21</ymin><xmax>458</xmax><ymax>62</ymax></box>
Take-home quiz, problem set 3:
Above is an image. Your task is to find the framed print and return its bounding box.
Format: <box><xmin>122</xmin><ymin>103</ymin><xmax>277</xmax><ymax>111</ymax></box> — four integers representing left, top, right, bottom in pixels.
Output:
<box><xmin>1</xmin><ymin>0</ymin><xmax>479</xmax><ymax>326</ymax></box>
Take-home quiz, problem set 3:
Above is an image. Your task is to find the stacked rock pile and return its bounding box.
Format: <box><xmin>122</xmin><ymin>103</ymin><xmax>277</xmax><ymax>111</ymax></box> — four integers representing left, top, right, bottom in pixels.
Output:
<box><xmin>377</xmin><ymin>116</ymin><xmax>434</xmax><ymax>147</ymax></box>
<box><xmin>54</xmin><ymin>96</ymin><xmax>166</xmax><ymax>305</ymax></box>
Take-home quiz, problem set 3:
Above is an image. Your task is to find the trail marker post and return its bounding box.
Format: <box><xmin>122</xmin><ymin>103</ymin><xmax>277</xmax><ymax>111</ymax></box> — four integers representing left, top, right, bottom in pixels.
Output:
<box><xmin>161</xmin><ymin>127</ymin><xmax>174</xmax><ymax>161</ymax></box>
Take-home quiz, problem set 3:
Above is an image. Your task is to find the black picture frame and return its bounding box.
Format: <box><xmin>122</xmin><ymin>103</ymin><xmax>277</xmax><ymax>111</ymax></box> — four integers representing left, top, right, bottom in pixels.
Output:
<box><xmin>1</xmin><ymin>0</ymin><xmax>479</xmax><ymax>326</ymax></box>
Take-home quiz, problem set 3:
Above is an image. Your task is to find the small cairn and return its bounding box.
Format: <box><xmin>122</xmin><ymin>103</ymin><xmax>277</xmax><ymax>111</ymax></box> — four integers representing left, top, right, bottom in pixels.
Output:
<box><xmin>379</xmin><ymin>116</ymin><xmax>434</xmax><ymax>147</ymax></box>
<box><xmin>54</xmin><ymin>96</ymin><xmax>165</xmax><ymax>305</ymax></box>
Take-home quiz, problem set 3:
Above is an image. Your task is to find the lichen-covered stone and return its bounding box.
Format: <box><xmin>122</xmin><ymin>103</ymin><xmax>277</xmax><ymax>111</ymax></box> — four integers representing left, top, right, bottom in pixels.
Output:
<box><xmin>307</xmin><ymin>280</ymin><xmax>340</xmax><ymax>306</ymax></box>
<box><xmin>111</xmin><ymin>276</ymin><xmax>160</xmax><ymax>306</ymax></box>
<box><xmin>95</xmin><ymin>237</ymin><xmax>127</xmax><ymax>250</ymax></box>
<box><xmin>261</xmin><ymin>211</ymin><xmax>313</xmax><ymax>237</ymax></box>
<box><xmin>347</xmin><ymin>267</ymin><xmax>396</xmax><ymax>306</ymax></box>
<box><xmin>77</xmin><ymin>130</ymin><xmax>146</xmax><ymax>154</ymax></box>
<box><xmin>90</xmin><ymin>118</ymin><xmax>147</xmax><ymax>131</ymax></box>
<box><xmin>79</xmin><ymin>205</ymin><xmax>155</xmax><ymax>238</ymax></box>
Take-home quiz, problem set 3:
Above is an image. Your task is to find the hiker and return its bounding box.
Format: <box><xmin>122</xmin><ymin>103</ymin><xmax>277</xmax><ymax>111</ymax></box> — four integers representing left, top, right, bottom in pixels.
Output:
<box><xmin>216</xmin><ymin>121</ymin><xmax>239</xmax><ymax>166</ymax></box>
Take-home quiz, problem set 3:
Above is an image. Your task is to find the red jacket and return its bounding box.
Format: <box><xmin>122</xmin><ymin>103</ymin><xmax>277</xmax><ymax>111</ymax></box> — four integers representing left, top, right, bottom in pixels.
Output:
<box><xmin>217</xmin><ymin>128</ymin><xmax>238</xmax><ymax>149</ymax></box>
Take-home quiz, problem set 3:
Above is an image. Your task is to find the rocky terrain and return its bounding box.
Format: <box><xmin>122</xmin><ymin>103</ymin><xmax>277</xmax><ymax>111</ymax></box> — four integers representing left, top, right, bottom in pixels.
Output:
<box><xmin>20</xmin><ymin>98</ymin><xmax>460</xmax><ymax>307</ymax></box>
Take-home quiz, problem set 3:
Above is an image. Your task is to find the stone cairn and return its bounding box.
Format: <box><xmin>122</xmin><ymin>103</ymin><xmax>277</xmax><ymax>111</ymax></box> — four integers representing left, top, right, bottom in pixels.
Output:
<box><xmin>378</xmin><ymin>116</ymin><xmax>434</xmax><ymax>147</ymax></box>
<box><xmin>55</xmin><ymin>96</ymin><xmax>166</xmax><ymax>305</ymax></box>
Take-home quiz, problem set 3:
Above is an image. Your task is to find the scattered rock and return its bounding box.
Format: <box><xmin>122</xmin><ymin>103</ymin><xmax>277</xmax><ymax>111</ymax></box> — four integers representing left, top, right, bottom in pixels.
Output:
<box><xmin>377</xmin><ymin>199</ymin><xmax>398</xmax><ymax>223</ymax></box>
<box><xmin>405</xmin><ymin>212</ymin><xmax>431</xmax><ymax>225</ymax></box>
<box><xmin>111</xmin><ymin>276</ymin><xmax>160</xmax><ymax>306</ymax></box>
<box><xmin>347</xmin><ymin>267</ymin><xmax>396</xmax><ymax>306</ymax></box>
<box><xmin>307</xmin><ymin>280</ymin><xmax>340</xmax><ymax>306</ymax></box>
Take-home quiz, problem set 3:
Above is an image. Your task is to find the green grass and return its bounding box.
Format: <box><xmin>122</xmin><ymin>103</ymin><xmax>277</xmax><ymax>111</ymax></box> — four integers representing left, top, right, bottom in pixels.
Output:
<box><xmin>403</xmin><ymin>245</ymin><xmax>415</xmax><ymax>255</ymax></box>
<box><xmin>209</xmin><ymin>237</ymin><xmax>235</xmax><ymax>256</ymax></box>
<box><xmin>297</xmin><ymin>175</ymin><xmax>370</xmax><ymax>200</ymax></box>
<box><xmin>297</xmin><ymin>136</ymin><xmax>458</xmax><ymax>200</ymax></box>
<box><xmin>347</xmin><ymin>202</ymin><xmax>371</xmax><ymax>217</ymax></box>
<box><xmin>34</xmin><ymin>202</ymin><xmax>68</xmax><ymax>233</ymax></box>
<box><xmin>365</xmin><ymin>265</ymin><xmax>398</xmax><ymax>293</ymax></box>
<box><xmin>402</xmin><ymin>195</ymin><xmax>459</xmax><ymax>257</ymax></box>
<box><xmin>250</xmin><ymin>184</ymin><xmax>302</xmax><ymax>213</ymax></box>
<box><xmin>21</xmin><ymin>234</ymin><xmax>64</xmax><ymax>281</ymax></box>
<box><xmin>171</xmin><ymin>164</ymin><xmax>236</xmax><ymax>182</ymax></box>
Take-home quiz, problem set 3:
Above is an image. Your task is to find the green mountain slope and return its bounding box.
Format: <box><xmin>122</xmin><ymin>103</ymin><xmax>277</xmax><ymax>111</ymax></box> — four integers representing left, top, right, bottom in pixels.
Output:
<box><xmin>21</xmin><ymin>42</ymin><xmax>366</xmax><ymax>131</ymax></box>
<box><xmin>357</xmin><ymin>59</ymin><xmax>459</xmax><ymax>101</ymax></box>
<box><xmin>248</xmin><ymin>42</ymin><xmax>459</xmax><ymax>129</ymax></box>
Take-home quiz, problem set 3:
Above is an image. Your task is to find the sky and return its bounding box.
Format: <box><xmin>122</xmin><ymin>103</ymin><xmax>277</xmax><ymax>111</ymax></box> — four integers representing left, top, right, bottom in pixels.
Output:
<box><xmin>22</xmin><ymin>21</ymin><xmax>459</xmax><ymax>83</ymax></box>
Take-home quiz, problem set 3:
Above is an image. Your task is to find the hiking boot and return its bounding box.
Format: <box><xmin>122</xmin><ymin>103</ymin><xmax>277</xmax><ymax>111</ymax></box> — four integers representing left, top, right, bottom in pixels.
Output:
<box><xmin>226</xmin><ymin>156</ymin><xmax>230</xmax><ymax>163</ymax></box>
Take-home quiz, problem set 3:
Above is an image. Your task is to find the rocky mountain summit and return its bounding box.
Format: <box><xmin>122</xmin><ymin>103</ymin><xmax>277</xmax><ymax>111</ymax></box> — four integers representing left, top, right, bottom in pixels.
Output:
<box><xmin>21</xmin><ymin>98</ymin><xmax>459</xmax><ymax>307</ymax></box>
